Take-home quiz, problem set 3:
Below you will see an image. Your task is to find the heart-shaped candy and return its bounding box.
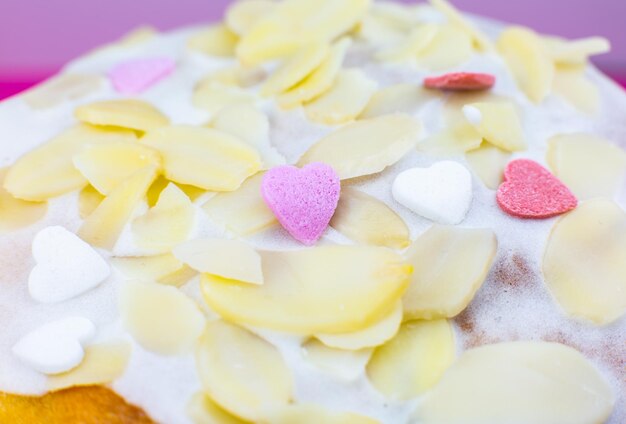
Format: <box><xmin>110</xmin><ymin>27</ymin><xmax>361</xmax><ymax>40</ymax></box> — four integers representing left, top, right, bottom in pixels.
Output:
<box><xmin>29</xmin><ymin>226</ymin><xmax>111</xmax><ymax>303</ymax></box>
<box><xmin>109</xmin><ymin>57</ymin><xmax>175</xmax><ymax>94</ymax></box>
<box><xmin>392</xmin><ymin>161</ymin><xmax>473</xmax><ymax>225</ymax></box>
<box><xmin>261</xmin><ymin>163</ymin><xmax>340</xmax><ymax>245</ymax></box>
<box><xmin>12</xmin><ymin>317</ymin><xmax>96</xmax><ymax>374</ymax></box>
<box><xmin>497</xmin><ymin>159</ymin><xmax>578</xmax><ymax>218</ymax></box>
<box><xmin>424</xmin><ymin>72</ymin><xmax>495</xmax><ymax>91</ymax></box>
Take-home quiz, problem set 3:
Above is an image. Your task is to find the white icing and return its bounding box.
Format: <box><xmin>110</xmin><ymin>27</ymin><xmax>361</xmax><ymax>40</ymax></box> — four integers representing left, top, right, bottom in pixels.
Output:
<box><xmin>0</xmin><ymin>4</ymin><xmax>624</xmax><ymax>424</ymax></box>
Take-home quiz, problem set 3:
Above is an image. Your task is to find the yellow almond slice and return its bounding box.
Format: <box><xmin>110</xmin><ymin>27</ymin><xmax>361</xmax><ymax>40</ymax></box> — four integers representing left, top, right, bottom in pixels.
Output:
<box><xmin>141</xmin><ymin>125</ymin><xmax>261</xmax><ymax>191</ymax></box>
<box><xmin>376</xmin><ymin>24</ymin><xmax>438</xmax><ymax>62</ymax></box>
<box><xmin>132</xmin><ymin>183</ymin><xmax>195</xmax><ymax>253</ymax></box>
<box><xmin>304</xmin><ymin>69</ymin><xmax>378</xmax><ymax>125</ymax></box>
<box><xmin>147</xmin><ymin>176</ymin><xmax>206</xmax><ymax>207</ymax></box>
<box><xmin>173</xmin><ymin>238</ymin><xmax>263</xmax><ymax>285</ymax></box>
<box><xmin>547</xmin><ymin>133</ymin><xmax>626</xmax><ymax>200</ymax></box>
<box><xmin>552</xmin><ymin>67</ymin><xmax>600</xmax><ymax>114</ymax></box>
<box><xmin>196</xmin><ymin>320</ymin><xmax>293</xmax><ymax>421</ymax></box>
<box><xmin>78</xmin><ymin>185</ymin><xmax>104</xmax><ymax>219</ymax></box>
<box><xmin>414</xmin><ymin>341</ymin><xmax>615</xmax><ymax>424</ymax></box>
<box><xmin>299</xmin><ymin>114</ymin><xmax>421</xmax><ymax>180</ymax></box>
<box><xmin>187</xmin><ymin>392</ymin><xmax>248</xmax><ymax>424</ymax></box>
<box><xmin>315</xmin><ymin>301</ymin><xmax>403</xmax><ymax>350</ymax></box>
<box><xmin>544</xmin><ymin>36</ymin><xmax>610</xmax><ymax>65</ymax></box>
<box><xmin>21</xmin><ymin>74</ymin><xmax>103</xmax><ymax>110</ymax></box>
<box><xmin>302</xmin><ymin>339</ymin><xmax>372</xmax><ymax>381</ymax></box>
<box><xmin>78</xmin><ymin>166</ymin><xmax>157</xmax><ymax>250</ymax></box>
<box><xmin>3</xmin><ymin>125</ymin><xmax>136</xmax><ymax>201</ymax></box>
<box><xmin>75</xmin><ymin>99</ymin><xmax>170</xmax><ymax>132</ymax></box>
<box><xmin>498</xmin><ymin>26</ymin><xmax>554</xmax><ymax>103</ymax></box>
<box><xmin>236</xmin><ymin>0</ymin><xmax>368</xmax><ymax>65</ymax></box>
<box><xmin>366</xmin><ymin>319</ymin><xmax>456</xmax><ymax>400</ymax></box>
<box><xmin>211</xmin><ymin>104</ymin><xmax>285</xmax><ymax>168</ymax></box>
<box><xmin>0</xmin><ymin>168</ymin><xmax>47</xmax><ymax>233</ymax></box>
<box><xmin>73</xmin><ymin>142</ymin><xmax>161</xmax><ymax>195</ymax></box>
<box><xmin>187</xmin><ymin>24</ymin><xmax>238</xmax><ymax>57</ymax></box>
<box><xmin>201</xmin><ymin>246</ymin><xmax>412</xmax><ymax>334</ymax></box>
<box><xmin>543</xmin><ymin>199</ymin><xmax>626</xmax><ymax>325</ymax></box>
<box><xmin>463</xmin><ymin>102</ymin><xmax>526</xmax><ymax>152</ymax></box>
<box><xmin>330</xmin><ymin>187</ymin><xmax>409</xmax><ymax>249</ymax></box>
<box><xmin>225</xmin><ymin>0</ymin><xmax>277</xmax><ymax>36</ymax></box>
<box><xmin>261</xmin><ymin>41</ymin><xmax>329</xmax><ymax>97</ymax></box>
<box><xmin>416</xmin><ymin>25</ymin><xmax>473</xmax><ymax>71</ymax></box>
<box><xmin>359</xmin><ymin>83</ymin><xmax>432</xmax><ymax>119</ymax></box>
<box><xmin>429</xmin><ymin>0</ymin><xmax>493</xmax><ymax>51</ymax></box>
<box><xmin>465</xmin><ymin>142</ymin><xmax>511</xmax><ymax>189</ymax></box>
<box><xmin>198</xmin><ymin>66</ymin><xmax>266</xmax><ymax>89</ymax></box>
<box><xmin>120</xmin><ymin>280</ymin><xmax>205</xmax><ymax>355</ymax></box>
<box><xmin>111</xmin><ymin>253</ymin><xmax>185</xmax><ymax>281</ymax></box>
<box><xmin>418</xmin><ymin>123</ymin><xmax>483</xmax><ymax>156</ymax></box>
<box><xmin>201</xmin><ymin>172</ymin><xmax>277</xmax><ymax>235</ymax></box>
<box><xmin>357</xmin><ymin>4</ymin><xmax>411</xmax><ymax>45</ymax></box>
<box><xmin>47</xmin><ymin>342</ymin><xmax>131</xmax><ymax>391</ymax></box>
<box><xmin>403</xmin><ymin>225</ymin><xmax>497</xmax><ymax>320</ymax></box>
<box><xmin>277</xmin><ymin>37</ymin><xmax>352</xmax><ymax>109</ymax></box>
<box><xmin>264</xmin><ymin>404</ymin><xmax>379</xmax><ymax>424</ymax></box>
<box><xmin>193</xmin><ymin>83</ymin><xmax>257</xmax><ymax>115</ymax></box>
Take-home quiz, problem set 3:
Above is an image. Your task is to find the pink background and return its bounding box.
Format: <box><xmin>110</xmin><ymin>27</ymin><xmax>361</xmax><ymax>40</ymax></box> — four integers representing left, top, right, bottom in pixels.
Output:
<box><xmin>1</xmin><ymin>0</ymin><xmax>625</xmax><ymax>98</ymax></box>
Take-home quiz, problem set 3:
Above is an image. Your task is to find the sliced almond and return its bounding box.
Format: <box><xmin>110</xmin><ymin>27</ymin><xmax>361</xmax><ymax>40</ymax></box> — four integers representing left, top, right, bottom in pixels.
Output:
<box><xmin>4</xmin><ymin>125</ymin><xmax>136</xmax><ymax>201</ymax></box>
<box><xmin>75</xmin><ymin>99</ymin><xmax>170</xmax><ymax>132</ymax></box>
<box><xmin>187</xmin><ymin>24</ymin><xmax>238</xmax><ymax>57</ymax></box>
<box><xmin>304</xmin><ymin>69</ymin><xmax>378</xmax><ymax>125</ymax></box>
<box><xmin>302</xmin><ymin>339</ymin><xmax>372</xmax><ymax>381</ymax></box>
<box><xmin>418</xmin><ymin>123</ymin><xmax>482</xmax><ymax>156</ymax></box>
<box><xmin>330</xmin><ymin>187</ymin><xmax>409</xmax><ymax>249</ymax></box>
<box><xmin>366</xmin><ymin>319</ymin><xmax>456</xmax><ymax>400</ymax></box>
<box><xmin>111</xmin><ymin>253</ymin><xmax>185</xmax><ymax>282</ymax></box>
<box><xmin>141</xmin><ymin>125</ymin><xmax>261</xmax><ymax>191</ymax></box>
<box><xmin>261</xmin><ymin>41</ymin><xmax>329</xmax><ymax>97</ymax></box>
<box><xmin>403</xmin><ymin>225</ymin><xmax>497</xmax><ymax>320</ymax></box>
<box><xmin>201</xmin><ymin>246</ymin><xmax>411</xmax><ymax>334</ymax></box>
<box><xmin>22</xmin><ymin>74</ymin><xmax>103</xmax><ymax>110</ymax></box>
<box><xmin>429</xmin><ymin>0</ymin><xmax>493</xmax><ymax>51</ymax></box>
<box><xmin>416</xmin><ymin>25</ymin><xmax>473</xmax><ymax>70</ymax></box>
<box><xmin>202</xmin><ymin>172</ymin><xmax>277</xmax><ymax>235</ymax></box>
<box><xmin>225</xmin><ymin>0</ymin><xmax>277</xmax><ymax>36</ymax></box>
<box><xmin>544</xmin><ymin>36</ymin><xmax>610</xmax><ymax>66</ymax></box>
<box><xmin>359</xmin><ymin>83</ymin><xmax>431</xmax><ymax>119</ymax></box>
<box><xmin>264</xmin><ymin>404</ymin><xmax>379</xmax><ymax>424</ymax></box>
<box><xmin>414</xmin><ymin>341</ymin><xmax>615</xmax><ymax>424</ymax></box>
<box><xmin>376</xmin><ymin>24</ymin><xmax>438</xmax><ymax>62</ymax></box>
<box><xmin>463</xmin><ymin>102</ymin><xmax>526</xmax><ymax>152</ymax></box>
<box><xmin>0</xmin><ymin>168</ymin><xmax>47</xmax><ymax>233</ymax></box>
<box><xmin>78</xmin><ymin>185</ymin><xmax>104</xmax><ymax>219</ymax></box>
<box><xmin>552</xmin><ymin>67</ymin><xmax>600</xmax><ymax>114</ymax></box>
<box><xmin>299</xmin><ymin>114</ymin><xmax>421</xmax><ymax>180</ymax></box>
<box><xmin>465</xmin><ymin>142</ymin><xmax>511</xmax><ymax>189</ymax></box>
<box><xmin>73</xmin><ymin>142</ymin><xmax>161</xmax><ymax>195</ymax></box>
<box><xmin>315</xmin><ymin>301</ymin><xmax>403</xmax><ymax>350</ymax></box>
<box><xmin>78</xmin><ymin>166</ymin><xmax>157</xmax><ymax>250</ymax></box>
<box><xmin>193</xmin><ymin>83</ymin><xmax>256</xmax><ymax>115</ymax></box>
<box><xmin>498</xmin><ymin>26</ymin><xmax>554</xmax><ymax>103</ymax></box>
<box><xmin>132</xmin><ymin>183</ymin><xmax>195</xmax><ymax>253</ymax></box>
<box><xmin>195</xmin><ymin>320</ymin><xmax>292</xmax><ymax>421</ymax></box>
<box><xmin>187</xmin><ymin>392</ymin><xmax>248</xmax><ymax>424</ymax></box>
<box><xmin>174</xmin><ymin>238</ymin><xmax>263</xmax><ymax>285</ymax></box>
<box><xmin>47</xmin><ymin>342</ymin><xmax>131</xmax><ymax>391</ymax></box>
<box><xmin>198</xmin><ymin>66</ymin><xmax>266</xmax><ymax>89</ymax></box>
<box><xmin>277</xmin><ymin>37</ymin><xmax>351</xmax><ymax>109</ymax></box>
<box><xmin>543</xmin><ymin>199</ymin><xmax>626</xmax><ymax>325</ymax></box>
<box><xmin>120</xmin><ymin>280</ymin><xmax>205</xmax><ymax>355</ymax></box>
<box><xmin>147</xmin><ymin>176</ymin><xmax>206</xmax><ymax>207</ymax></box>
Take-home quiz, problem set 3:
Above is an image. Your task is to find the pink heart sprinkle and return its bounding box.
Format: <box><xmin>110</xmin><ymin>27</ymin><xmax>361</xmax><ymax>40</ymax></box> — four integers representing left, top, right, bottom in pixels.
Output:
<box><xmin>424</xmin><ymin>72</ymin><xmax>495</xmax><ymax>91</ymax></box>
<box><xmin>496</xmin><ymin>159</ymin><xmax>578</xmax><ymax>219</ymax></box>
<box><xmin>261</xmin><ymin>163</ymin><xmax>340</xmax><ymax>245</ymax></box>
<box><xmin>109</xmin><ymin>58</ymin><xmax>176</xmax><ymax>94</ymax></box>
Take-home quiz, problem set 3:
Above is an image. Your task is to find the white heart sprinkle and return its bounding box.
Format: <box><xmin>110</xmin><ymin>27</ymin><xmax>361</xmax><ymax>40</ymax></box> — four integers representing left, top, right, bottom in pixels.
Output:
<box><xmin>392</xmin><ymin>161</ymin><xmax>473</xmax><ymax>225</ymax></box>
<box><xmin>12</xmin><ymin>317</ymin><xmax>96</xmax><ymax>374</ymax></box>
<box><xmin>28</xmin><ymin>226</ymin><xmax>111</xmax><ymax>303</ymax></box>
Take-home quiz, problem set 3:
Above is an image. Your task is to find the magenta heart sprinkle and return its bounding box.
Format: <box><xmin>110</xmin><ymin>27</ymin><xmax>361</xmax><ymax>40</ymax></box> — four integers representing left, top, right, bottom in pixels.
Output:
<box><xmin>261</xmin><ymin>162</ymin><xmax>340</xmax><ymax>245</ymax></box>
<box><xmin>109</xmin><ymin>57</ymin><xmax>176</xmax><ymax>94</ymax></box>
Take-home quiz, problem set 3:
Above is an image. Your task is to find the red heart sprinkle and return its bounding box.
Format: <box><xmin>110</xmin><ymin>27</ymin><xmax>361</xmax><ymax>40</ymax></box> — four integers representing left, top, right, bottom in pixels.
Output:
<box><xmin>424</xmin><ymin>72</ymin><xmax>495</xmax><ymax>91</ymax></box>
<box><xmin>496</xmin><ymin>159</ymin><xmax>578</xmax><ymax>219</ymax></box>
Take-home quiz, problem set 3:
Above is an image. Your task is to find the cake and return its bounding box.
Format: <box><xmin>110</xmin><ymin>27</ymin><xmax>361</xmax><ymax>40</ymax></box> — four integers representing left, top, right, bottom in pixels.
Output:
<box><xmin>0</xmin><ymin>0</ymin><xmax>624</xmax><ymax>423</ymax></box>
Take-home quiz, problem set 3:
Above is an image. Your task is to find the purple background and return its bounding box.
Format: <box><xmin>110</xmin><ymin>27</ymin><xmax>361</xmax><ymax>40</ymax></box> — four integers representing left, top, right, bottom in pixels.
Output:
<box><xmin>0</xmin><ymin>0</ymin><xmax>625</xmax><ymax>97</ymax></box>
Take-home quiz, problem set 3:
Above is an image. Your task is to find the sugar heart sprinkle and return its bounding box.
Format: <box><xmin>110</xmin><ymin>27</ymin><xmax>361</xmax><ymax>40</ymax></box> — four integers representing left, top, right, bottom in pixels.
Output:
<box><xmin>109</xmin><ymin>57</ymin><xmax>176</xmax><ymax>94</ymax></box>
<box><xmin>261</xmin><ymin>162</ymin><xmax>340</xmax><ymax>245</ymax></box>
<box><xmin>424</xmin><ymin>72</ymin><xmax>495</xmax><ymax>91</ymax></box>
<box><xmin>497</xmin><ymin>159</ymin><xmax>578</xmax><ymax>219</ymax></box>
